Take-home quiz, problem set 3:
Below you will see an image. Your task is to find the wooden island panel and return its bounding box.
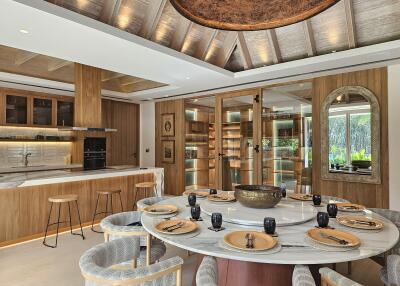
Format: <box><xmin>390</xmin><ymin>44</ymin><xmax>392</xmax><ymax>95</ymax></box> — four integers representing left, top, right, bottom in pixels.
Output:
<box><xmin>0</xmin><ymin>172</ymin><xmax>154</xmax><ymax>246</ymax></box>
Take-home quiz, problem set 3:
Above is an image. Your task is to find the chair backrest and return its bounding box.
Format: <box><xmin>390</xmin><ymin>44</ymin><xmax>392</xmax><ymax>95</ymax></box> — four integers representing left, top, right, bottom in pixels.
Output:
<box><xmin>322</xmin><ymin>195</ymin><xmax>350</xmax><ymax>203</ymax></box>
<box><xmin>196</xmin><ymin>256</ymin><xmax>218</xmax><ymax>286</ymax></box>
<box><xmin>79</xmin><ymin>237</ymin><xmax>183</xmax><ymax>286</ymax></box>
<box><xmin>292</xmin><ymin>265</ymin><xmax>316</xmax><ymax>286</ymax></box>
<box><xmin>370</xmin><ymin>208</ymin><xmax>400</xmax><ymax>254</ymax></box>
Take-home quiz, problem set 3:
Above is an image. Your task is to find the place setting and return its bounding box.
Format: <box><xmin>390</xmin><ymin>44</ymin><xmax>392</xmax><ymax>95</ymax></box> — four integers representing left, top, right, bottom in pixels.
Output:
<box><xmin>183</xmin><ymin>189</ymin><xmax>213</xmax><ymax>198</ymax></box>
<box><xmin>336</xmin><ymin>203</ymin><xmax>366</xmax><ymax>213</ymax></box>
<box><xmin>304</xmin><ymin>211</ymin><xmax>362</xmax><ymax>252</ymax></box>
<box><xmin>207</xmin><ymin>192</ymin><xmax>236</xmax><ymax>203</ymax></box>
<box><xmin>289</xmin><ymin>193</ymin><xmax>313</xmax><ymax>201</ymax></box>
<box><xmin>142</xmin><ymin>204</ymin><xmax>180</xmax><ymax>220</ymax></box>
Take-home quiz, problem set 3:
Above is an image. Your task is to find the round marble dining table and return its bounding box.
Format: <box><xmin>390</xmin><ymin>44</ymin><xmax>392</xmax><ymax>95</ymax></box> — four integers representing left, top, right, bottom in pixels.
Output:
<box><xmin>141</xmin><ymin>196</ymin><xmax>399</xmax><ymax>286</ymax></box>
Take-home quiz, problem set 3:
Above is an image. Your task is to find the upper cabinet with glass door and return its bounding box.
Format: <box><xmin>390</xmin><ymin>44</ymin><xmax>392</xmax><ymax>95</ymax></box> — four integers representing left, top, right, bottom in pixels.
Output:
<box><xmin>33</xmin><ymin>98</ymin><xmax>53</xmax><ymax>126</ymax></box>
<box><xmin>6</xmin><ymin>95</ymin><xmax>28</xmax><ymax>125</ymax></box>
<box><xmin>262</xmin><ymin>83</ymin><xmax>313</xmax><ymax>193</ymax></box>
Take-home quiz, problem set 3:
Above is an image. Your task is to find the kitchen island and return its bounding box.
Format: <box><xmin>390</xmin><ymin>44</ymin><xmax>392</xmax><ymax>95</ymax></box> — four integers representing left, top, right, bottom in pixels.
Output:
<box><xmin>0</xmin><ymin>167</ymin><xmax>164</xmax><ymax>246</ymax></box>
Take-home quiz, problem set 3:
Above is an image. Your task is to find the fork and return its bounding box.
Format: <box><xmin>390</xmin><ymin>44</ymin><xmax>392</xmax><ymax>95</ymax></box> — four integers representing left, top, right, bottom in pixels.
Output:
<box><xmin>320</xmin><ymin>233</ymin><xmax>349</xmax><ymax>245</ymax></box>
<box><xmin>162</xmin><ymin>222</ymin><xmax>183</xmax><ymax>231</ymax></box>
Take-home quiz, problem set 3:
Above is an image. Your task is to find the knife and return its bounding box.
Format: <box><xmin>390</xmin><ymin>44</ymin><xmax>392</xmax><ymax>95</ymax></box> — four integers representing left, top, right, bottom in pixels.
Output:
<box><xmin>348</xmin><ymin>219</ymin><xmax>376</xmax><ymax>226</ymax></box>
<box><xmin>320</xmin><ymin>233</ymin><xmax>349</xmax><ymax>245</ymax></box>
<box><xmin>167</xmin><ymin>222</ymin><xmax>185</xmax><ymax>232</ymax></box>
<box><xmin>162</xmin><ymin>222</ymin><xmax>183</xmax><ymax>231</ymax></box>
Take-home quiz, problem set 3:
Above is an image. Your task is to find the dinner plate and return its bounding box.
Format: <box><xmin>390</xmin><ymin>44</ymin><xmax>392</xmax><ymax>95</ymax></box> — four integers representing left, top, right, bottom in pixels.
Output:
<box><xmin>336</xmin><ymin>203</ymin><xmax>366</xmax><ymax>212</ymax></box>
<box><xmin>183</xmin><ymin>190</ymin><xmax>209</xmax><ymax>198</ymax></box>
<box><xmin>207</xmin><ymin>194</ymin><xmax>236</xmax><ymax>202</ymax></box>
<box><xmin>336</xmin><ymin>215</ymin><xmax>384</xmax><ymax>230</ymax></box>
<box><xmin>223</xmin><ymin>231</ymin><xmax>277</xmax><ymax>252</ymax></box>
<box><xmin>306</xmin><ymin>228</ymin><xmax>361</xmax><ymax>248</ymax></box>
<box><xmin>289</xmin><ymin>193</ymin><xmax>313</xmax><ymax>201</ymax></box>
<box><xmin>154</xmin><ymin>219</ymin><xmax>197</xmax><ymax>235</ymax></box>
<box><xmin>143</xmin><ymin>204</ymin><xmax>178</xmax><ymax>215</ymax></box>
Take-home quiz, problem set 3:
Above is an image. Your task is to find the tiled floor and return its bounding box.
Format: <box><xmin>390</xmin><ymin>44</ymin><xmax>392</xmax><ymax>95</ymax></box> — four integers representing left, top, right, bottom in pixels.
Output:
<box><xmin>0</xmin><ymin>226</ymin><xmax>383</xmax><ymax>286</ymax></box>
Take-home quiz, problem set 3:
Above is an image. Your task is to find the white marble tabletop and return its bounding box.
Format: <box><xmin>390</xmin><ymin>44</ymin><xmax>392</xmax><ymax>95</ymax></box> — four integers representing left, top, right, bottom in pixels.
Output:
<box><xmin>142</xmin><ymin>196</ymin><xmax>400</xmax><ymax>265</ymax></box>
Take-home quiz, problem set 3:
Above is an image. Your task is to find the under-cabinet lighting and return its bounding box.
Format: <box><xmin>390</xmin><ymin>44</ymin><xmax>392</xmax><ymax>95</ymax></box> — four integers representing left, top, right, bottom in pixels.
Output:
<box><xmin>19</xmin><ymin>29</ymin><xmax>29</xmax><ymax>34</ymax></box>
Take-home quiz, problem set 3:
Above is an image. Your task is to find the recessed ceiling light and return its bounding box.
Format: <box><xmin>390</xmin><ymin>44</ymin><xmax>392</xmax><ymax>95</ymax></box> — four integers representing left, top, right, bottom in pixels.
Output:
<box><xmin>19</xmin><ymin>29</ymin><xmax>29</xmax><ymax>34</ymax></box>
<box><xmin>185</xmin><ymin>76</ymin><xmax>191</xmax><ymax>80</ymax></box>
<box><xmin>332</xmin><ymin>50</ymin><xmax>337</xmax><ymax>53</ymax></box>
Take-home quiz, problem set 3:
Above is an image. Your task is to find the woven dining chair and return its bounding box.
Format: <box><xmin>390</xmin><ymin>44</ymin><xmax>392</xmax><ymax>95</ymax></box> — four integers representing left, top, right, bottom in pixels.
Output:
<box><xmin>79</xmin><ymin>237</ymin><xmax>183</xmax><ymax>286</ymax></box>
<box><xmin>196</xmin><ymin>256</ymin><xmax>218</xmax><ymax>286</ymax></box>
<box><xmin>136</xmin><ymin>196</ymin><xmax>174</xmax><ymax>211</ymax></box>
<box><xmin>380</xmin><ymin>254</ymin><xmax>400</xmax><ymax>285</ymax></box>
<box><xmin>293</xmin><ymin>265</ymin><xmax>362</xmax><ymax>286</ymax></box>
<box><xmin>100</xmin><ymin>211</ymin><xmax>166</xmax><ymax>267</ymax></box>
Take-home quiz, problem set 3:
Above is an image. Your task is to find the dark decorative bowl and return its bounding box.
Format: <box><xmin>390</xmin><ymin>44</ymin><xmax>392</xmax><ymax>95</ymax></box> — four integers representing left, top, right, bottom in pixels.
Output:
<box><xmin>234</xmin><ymin>185</ymin><xmax>282</xmax><ymax>209</ymax></box>
<box><xmin>351</xmin><ymin>160</ymin><xmax>371</xmax><ymax>169</ymax></box>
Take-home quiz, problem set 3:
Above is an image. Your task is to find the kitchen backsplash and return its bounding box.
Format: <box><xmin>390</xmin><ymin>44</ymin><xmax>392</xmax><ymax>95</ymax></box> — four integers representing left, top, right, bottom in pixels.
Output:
<box><xmin>0</xmin><ymin>127</ymin><xmax>72</xmax><ymax>167</ymax></box>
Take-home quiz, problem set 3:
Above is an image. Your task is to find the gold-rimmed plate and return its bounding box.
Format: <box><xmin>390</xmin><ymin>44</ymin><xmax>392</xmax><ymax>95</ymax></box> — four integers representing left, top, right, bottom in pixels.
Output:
<box><xmin>336</xmin><ymin>215</ymin><xmax>384</xmax><ymax>230</ymax></box>
<box><xmin>306</xmin><ymin>228</ymin><xmax>361</xmax><ymax>248</ymax></box>
<box><xmin>207</xmin><ymin>194</ymin><xmax>236</xmax><ymax>202</ymax></box>
<box><xmin>183</xmin><ymin>190</ymin><xmax>209</xmax><ymax>198</ymax></box>
<box><xmin>289</xmin><ymin>193</ymin><xmax>313</xmax><ymax>201</ymax></box>
<box><xmin>143</xmin><ymin>204</ymin><xmax>178</xmax><ymax>215</ymax></box>
<box><xmin>155</xmin><ymin>219</ymin><xmax>197</xmax><ymax>235</ymax></box>
<box><xmin>336</xmin><ymin>203</ymin><xmax>366</xmax><ymax>212</ymax></box>
<box><xmin>223</xmin><ymin>231</ymin><xmax>276</xmax><ymax>252</ymax></box>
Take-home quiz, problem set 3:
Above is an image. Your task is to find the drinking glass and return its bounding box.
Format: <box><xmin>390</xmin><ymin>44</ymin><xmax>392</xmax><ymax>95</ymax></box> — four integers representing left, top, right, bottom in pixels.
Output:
<box><xmin>327</xmin><ymin>203</ymin><xmax>338</xmax><ymax>218</ymax></box>
<box><xmin>191</xmin><ymin>204</ymin><xmax>201</xmax><ymax>220</ymax></box>
<box><xmin>263</xmin><ymin>217</ymin><xmax>276</xmax><ymax>235</ymax></box>
<box><xmin>317</xmin><ymin>212</ymin><xmax>329</xmax><ymax>228</ymax></box>
<box><xmin>211</xmin><ymin>212</ymin><xmax>222</xmax><ymax>229</ymax></box>
<box><xmin>188</xmin><ymin>193</ymin><xmax>196</xmax><ymax>207</ymax></box>
<box><xmin>313</xmin><ymin>194</ymin><xmax>322</xmax><ymax>206</ymax></box>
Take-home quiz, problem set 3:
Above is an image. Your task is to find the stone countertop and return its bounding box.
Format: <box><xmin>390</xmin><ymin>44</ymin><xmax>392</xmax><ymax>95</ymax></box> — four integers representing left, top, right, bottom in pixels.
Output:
<box><xmin>0</xmin><ymin>164</ymin><xmax>83</xmax><ymax>174</ymax></box>
<box><xmin>0</xmin><ymin>167</ymin><xmax>164</xmax><ymax>190</ymax></box>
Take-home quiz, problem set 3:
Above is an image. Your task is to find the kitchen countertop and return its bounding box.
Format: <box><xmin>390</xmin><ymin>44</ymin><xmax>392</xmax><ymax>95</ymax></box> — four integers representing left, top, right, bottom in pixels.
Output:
<box><xmin>0</xmin><ymin>167</ymin><xmax>164</xmax><ymax>192</ymax></box>
<box><xmin>0</xmin><ymin>164</ymin><xmax>83</xmax><ymax>174</ymax></box>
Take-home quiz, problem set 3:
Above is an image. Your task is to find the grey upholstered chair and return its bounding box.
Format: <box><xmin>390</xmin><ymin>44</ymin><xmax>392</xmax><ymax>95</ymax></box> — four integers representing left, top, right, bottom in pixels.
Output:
<box><xmin>321</xmin><ymin>195</ymin><xmax>350</xmax><ymax>204</ymax></box>
<box><xmin>136</xmin><ymin>196</ymin><xmax>174</xmax><ymax>211</ymax></box>
<box><xmin>79</xmin><ymin>237</ymin><xmax>183</xmax><ymax>286</ymax></box>
<box><xmin>100</xmin><ymin>211</ymin><xmax>166</xmax><ymax>267</ymax></box>
<box><xmin>196</xmin><ymin>256</ymin><xmax>218</xmax><ymax>286</ymax></box>
<box><xmin>292</xmin><ymin>265</ymin><xmax>362</xmax><ymax>286</ymax></box>
<box><xmin>380</xmin><ymin>254</ymin><xmax>400</xmax><ymax>285</ymax></box>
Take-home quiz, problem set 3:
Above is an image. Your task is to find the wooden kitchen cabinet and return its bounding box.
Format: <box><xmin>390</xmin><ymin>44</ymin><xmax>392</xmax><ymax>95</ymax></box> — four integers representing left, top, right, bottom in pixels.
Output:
<box><xmin>5</xmin><ymin>94</ymin><xmax>28</xmax><ymax>125</ymax></box>
<box><xmin>33</xmin><ymin>97</ymin><xmax>52</xmax><ymax>126</ymax></box>
<box><xmin>57</xmin><ymin>100</ymin><xmax>74</xmax><ymax>127</ymax></box>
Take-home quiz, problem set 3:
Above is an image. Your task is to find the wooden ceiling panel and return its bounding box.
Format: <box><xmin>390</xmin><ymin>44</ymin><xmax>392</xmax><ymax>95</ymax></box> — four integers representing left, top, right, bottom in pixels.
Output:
<box><xmin>205</xmin><ymin>31</ymin><xmax>232</xmax><ymax>65</ymax></box>
<box><xmin>245</xmin><ymin>31</ymin><xmax>273</xmax><ymax>68</ymax></box>
<box><xmin>275</xmin><ymin>23</ymin><xmax>308</xmax><ymax>61</ymax></box>
<box><xmin>310</xmin><ymin>1</ymin><xmax>348</xmax><ymax>54</ymax></box>
<box><xmin>225</xmin><ymin>46</ymin><xmax>245</xmax><ymax>72</ymax></box>
<box><xmin>115</xmin><ymin>0</ymin><xmax>147</xmax><ymax>34</ymax></box>
<box><xmin>152</xmin><ymin>1</ymin><xmax>180</xmax><ymax>46</ymax></box>
<box><xmin>353</xmin><ymin>0</ymin><xmax>400</xmax><ymax>46</ymax></box>
<box><xmin>181</xmin><ymin>23</ymin><xmax>212</xmax><ymax>57</ymax></box>
<box><xmin>60</xmin><ymin>0</ymin><xmax>106</xmax><ymax>19</ymax></box>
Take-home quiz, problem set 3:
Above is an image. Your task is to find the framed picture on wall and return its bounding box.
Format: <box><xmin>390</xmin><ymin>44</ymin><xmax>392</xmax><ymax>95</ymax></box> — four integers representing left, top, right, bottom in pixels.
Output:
<box><xmin>162</xmin><ymin>140</ymin><xmax>175</xmax><ymax>164</ymax></box>
<box><xmin>161</xmin><ymin>113</ymin><xmax>175</xmax><ymax>137</ymax></box>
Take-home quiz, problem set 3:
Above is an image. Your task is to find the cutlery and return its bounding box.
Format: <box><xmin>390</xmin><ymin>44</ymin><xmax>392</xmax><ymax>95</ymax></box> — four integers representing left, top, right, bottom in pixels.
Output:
<box><xmin>340</xmin><ymin>206</ymin><xmax>359</xmax><ymax>210</ymax></box>
<box><xmin>150</xmin><ymin>208</ymin><xmax>172</xmax><ymax>213</ymax></box>
<box><xmin>281</xmin><ymin>244</ymin><xmax>309</xmax><ymax>248</ymax></box>
<box><xmin>167</xmin><ymin>222</ymin><xmax>186</xmax><ymax>232</ymax></box>
<box><xmin>347</xmin><ymin>219</ymin><xmax>376</xmax><ymax>226</ymax></box>
<box><xmin>320</xmin><ymin>233</ymin><xmax>349</xmax><ymax>245</ymax></box>
<box><xmin>245</xmin><ymin>233</ymin><xmax>253</xmax><ymax>249</ymax></box>
<box><xmin>249</xmin><ymin>234</ymin><xmax>255</xmax><ymax>248</ymax></box>
<box><xmin>162</xmin><ymin>222</ymin><xmax>183</xmax><ymax>231</ymax></box>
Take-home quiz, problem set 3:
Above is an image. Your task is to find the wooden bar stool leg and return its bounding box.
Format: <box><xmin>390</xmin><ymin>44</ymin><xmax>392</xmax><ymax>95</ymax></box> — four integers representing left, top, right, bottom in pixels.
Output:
<box><xmin>75</xmin><ymin>200</ymin><xmax>85</xmax><ymax>240</ymax></box>
<box><xmin>118</xmin><ymin>192</ymin><xmax>123</xmax><ymax>212</ymax></box>
<box><xmin>42</xmin><ymin>202</ymin><xmax>54</xmax><ymax>247</ymax></box>
<box><xmin>105</xmin><ymin>194</ymin><xmax>109</xmax><ymax>217</ymax></box>
<box><xmin>54</xmin><ymin>203</ymin><xmax>62</xmax><ymax>247</ymax></box>
<box><xmin>133</xmin><ymin>186</ymin><xmax>139</xmax><ymax>210</ymax></box>
<box><xmin>68</xmin><ymin>202</ymin><xmax>73</xmax><ymax>234</ymax></box>
<box><xmin>91</xmin><ymin>193</ymin><xmax>101</xmax><ymax>232</ymax></box>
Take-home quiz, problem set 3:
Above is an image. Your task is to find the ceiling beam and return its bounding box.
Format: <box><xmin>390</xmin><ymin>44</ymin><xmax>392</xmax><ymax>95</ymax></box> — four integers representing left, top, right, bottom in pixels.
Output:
<box><xmin>102</xmin><ymin>71</ymin><xmax>125</xmax><ymax>82</ymax></box>
<box><xmin>170</xmin><ymin>18</ymin><xmax>192</xmax><ymax>51</ymax></box>
<box><xmin>140</xmin><ymin>0</ymin><xmax>168</xmax><ymax>39</ymax></box>
<box><xmin>15</xmin><ymin>51</ymin><xmax>39</xmax><ymax>66</ymax></box>
<box><xmin>344</xmin><ymin>0</ymin><xmax>357</xmax><ymax>49</ymax></box>
<box><xmin>303</xmin><ymin>20</ymin><xmax>317</xmax><ymax>57</ymax></box>
<box><xmin>266</xmin><ymin>29</ymin><xmax>282</xmax><ymax>64</ymax></box>
<box><xmin>120</xmin><ymin>77</ymin><xmax>146</xmax><ymax>86</ymax></box>
<box><xmin>237</xmin><ymin>31</ymin><xmax>253</xmax><ymax>70</ymax></box>
<box><xmin>47</xmin><ymin>0</ymin><xmax>64</xmax><ymax>5</ymax></box>
<box><xmin>98</xmin><ymin>0</ymin><xmax>122</xmax><ymax>25</ymax></box>
<box><xmin>215</xmin><ymin>32</ymin><xmax>238</xmax><ymax>68</ymax></box>
<box><xmin>197</xmin><ymin>30</ymin><xmax>218</xmax><ymax>61</ymax></box>
<box><xmin>48</xmin><ymin>59</ymin><xmax>71</xmax><ymax>72</ymax></box>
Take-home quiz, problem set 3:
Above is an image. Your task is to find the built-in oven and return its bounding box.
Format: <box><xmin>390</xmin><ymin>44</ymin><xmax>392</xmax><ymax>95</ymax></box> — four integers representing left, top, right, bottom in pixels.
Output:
<box><xmin>83</xmin><ymin>137</ymin><xmax>106</xmax><ymax>170</ymax></box>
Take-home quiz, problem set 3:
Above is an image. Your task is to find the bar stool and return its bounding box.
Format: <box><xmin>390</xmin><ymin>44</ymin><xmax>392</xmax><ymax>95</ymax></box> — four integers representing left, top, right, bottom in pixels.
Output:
<box><xmin>133</xmin><ymin>182</ymin><xmax>156</xmax><ymax>210</ymax></box>
<box><xmin>91</xmin><ymin>189</ymin><xmax>123</xmax><ymax>233</ymax></box>
<box><xmin>43</xmin><ymin>194</ymin><xmax>85</xmax><ymax>248</ymax></box>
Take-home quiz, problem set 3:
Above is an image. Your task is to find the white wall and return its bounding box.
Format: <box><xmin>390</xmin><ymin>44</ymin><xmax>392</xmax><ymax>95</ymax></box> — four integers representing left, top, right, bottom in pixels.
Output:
<box><xmin>139</xmin><ymin>102</ymin><xmax>155</xmax><ymax>167</ymax></box>
<box><xmin>388</xmin><ymin>64</ymin><xmax>400</xmax><ymax>211</ymax></box>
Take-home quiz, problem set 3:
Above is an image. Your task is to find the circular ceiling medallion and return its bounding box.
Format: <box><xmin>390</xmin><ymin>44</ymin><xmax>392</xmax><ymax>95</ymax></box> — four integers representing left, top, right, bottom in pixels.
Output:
<box><xmin>170</xmin><ymin>0</ymin><xmax>340</xmax><ymax>31</ymax></box>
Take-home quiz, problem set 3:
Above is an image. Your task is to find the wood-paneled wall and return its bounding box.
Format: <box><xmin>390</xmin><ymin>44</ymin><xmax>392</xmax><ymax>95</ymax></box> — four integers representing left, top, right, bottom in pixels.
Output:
<box><xmin>102</xmin><ymin>99</ymin><xmax>140</xmax><ymax>166</ymax></box>
<box><xmin>0</xmin><ymin>173</ymin><xmax>154</xmax><ymax>245</ymax></box>
<box><xmin>155</xmin><ymin>100</ymin><xmax>185</xmax><ymax>195</ymax></box>
<box><xmin>74</xmin><ymin>63</ymin><xmax>102</xmax><ymax>128</ymax></box>
<box><xmin>312</xmin><ymin>68</ymin><xmax>389</xmax><ymax>208</ymax></box>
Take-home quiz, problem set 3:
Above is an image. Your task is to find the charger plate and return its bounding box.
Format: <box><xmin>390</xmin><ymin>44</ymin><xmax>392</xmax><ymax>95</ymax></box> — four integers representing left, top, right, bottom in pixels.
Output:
<box><xmin>306</xmin><ymin>228</ymin><xmax>361</xmax><ymax>248</ymax></box>
<box><xmin>336</xmin><ymin>203</ymin><xmax>366</xmax><ymax>212</ymax></box>
<box><xmin>336</xmin><ymin>215</ymin><xmax>384</xmax><ymax>230</ymax></box>
<box><xmin>289</xmin><ymin>193</ymin><xmax>313</xmax><ymax>201</ymax></box>
<box><xmin>155</xmin><ymin>219</ymin><xmax>197</xmax><ymax>235</ymax></box>
<box><xmin>183</xmin><ymin>190</ymin><xmax>209</xmax><ymax>198</ymax></box>
<box><xmin>143</xmin><ymin>204</ymin><xmax>178</xmax><ymax>215</ymax></box>
<box><xmin>223</xmin><ymin>231</ymin><xmax>276</xmax><ymax>252</ymax></box>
